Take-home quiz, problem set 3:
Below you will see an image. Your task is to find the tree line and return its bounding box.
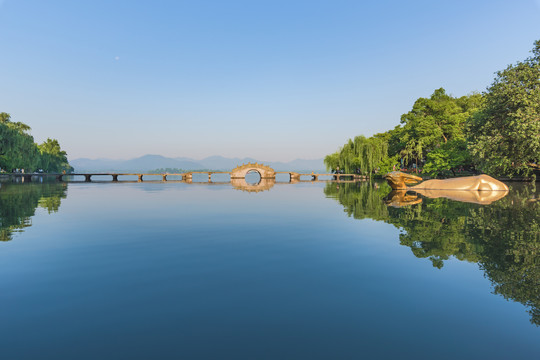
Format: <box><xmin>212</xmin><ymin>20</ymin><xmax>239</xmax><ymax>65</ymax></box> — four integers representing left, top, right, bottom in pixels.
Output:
<box><xmin>325</xmin><ymin>40</ymin><xmax>540</xmax><ymax>178</ymax></box>
<box><xmin>0</xmin><ymin>112</ymin><xmax>73</xmax><ymax>173</ymax></box>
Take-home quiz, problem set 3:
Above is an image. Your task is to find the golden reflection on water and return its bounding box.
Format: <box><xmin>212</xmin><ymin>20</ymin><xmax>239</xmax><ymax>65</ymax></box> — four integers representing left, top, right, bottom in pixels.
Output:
<box><xmin>385</xmin><ymin>188</ymin><xmax>509</xmax><ymax>207</ymax></box>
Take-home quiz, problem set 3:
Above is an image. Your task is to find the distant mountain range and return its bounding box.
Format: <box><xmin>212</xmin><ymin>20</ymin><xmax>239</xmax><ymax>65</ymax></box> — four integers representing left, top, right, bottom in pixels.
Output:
<box><xmin>70</xmin><ymin>155</ymin><xmax>326</xmax><ymax>173</ymax></box>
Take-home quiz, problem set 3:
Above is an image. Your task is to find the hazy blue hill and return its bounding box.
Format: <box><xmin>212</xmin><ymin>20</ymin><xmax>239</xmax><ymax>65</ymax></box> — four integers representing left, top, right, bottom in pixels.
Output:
<box><xmin>70</xmin><ymin>155</ymin><xmax>325</xmax><ymax>173</ymax></box>
<box><xmin>71</xmin><ymin>155</ymin><xmax>203</xmax><ymax>172</ymax></box>
<box><xmin>121</xmin><ymin>155</ymin><xmax>202</xmax><ymax>171</ymax></box>
<box><xmin>68</xmin><ymin>158</ymin><xmax>127</xmax><ymax>172</ymax></box>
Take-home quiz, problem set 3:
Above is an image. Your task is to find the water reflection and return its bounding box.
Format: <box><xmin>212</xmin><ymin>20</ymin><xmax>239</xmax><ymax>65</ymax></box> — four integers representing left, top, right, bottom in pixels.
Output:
<box><xmin>231</xmin><ymin>178</ymin><xmax>275</xmax><ymax>192</ymax></box>
<box><xmin>0</xmin><ymin>182</ymin><xmax>67</xmax><ymax>241</ymax></box>
<box><xmin>1</xmin><ymin>179</ymin><xmax>539</xmax><ymax>327</ymax></box>
<box><xmin>325</xmin><ymin>181</ymin><xmax>540</xmax><ymax>325</ymax></box>
<box><xmin>389</xmin><ymin>188</ymin><xmax>509</xmax><ymax>205</ymax></box>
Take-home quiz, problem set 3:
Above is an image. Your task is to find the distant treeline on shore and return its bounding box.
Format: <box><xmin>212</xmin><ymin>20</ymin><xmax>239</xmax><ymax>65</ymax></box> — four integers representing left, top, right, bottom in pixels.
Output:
<box><xmin>326</xmin><ymin>40</ymin><xmax>540</xmax><ymax>179</ymax></box>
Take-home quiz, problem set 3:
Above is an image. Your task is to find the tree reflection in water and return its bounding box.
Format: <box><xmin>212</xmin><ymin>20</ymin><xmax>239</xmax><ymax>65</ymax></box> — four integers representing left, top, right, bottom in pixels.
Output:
<box><xmin>0</xmin><ymin>182</ymin><xmax>67</xmax><ymax>241</ymax></box>
<box><xmin>325</xmin><ymin>181</ymin><xmax>540</xmax><ymax>325</ymax></box>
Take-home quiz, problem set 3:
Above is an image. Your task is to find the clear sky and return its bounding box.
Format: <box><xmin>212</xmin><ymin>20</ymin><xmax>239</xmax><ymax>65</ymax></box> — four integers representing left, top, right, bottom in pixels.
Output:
<box><xmin>1</xmin><ymin>0</ymin><xmax>539</xmax><ymax>161</ymax></box>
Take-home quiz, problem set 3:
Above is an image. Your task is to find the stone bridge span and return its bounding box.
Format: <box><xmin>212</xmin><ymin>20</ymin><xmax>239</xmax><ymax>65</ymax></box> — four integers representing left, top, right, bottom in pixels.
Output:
<box><xmin>230</xmin><ymin>163</ymin><xmax>275</xmax><ymax>179</ymax></box>
<box><xmin>3</xmin><ymin>163</ymin><xmax>367</xmax><ymax>183</ymax></box>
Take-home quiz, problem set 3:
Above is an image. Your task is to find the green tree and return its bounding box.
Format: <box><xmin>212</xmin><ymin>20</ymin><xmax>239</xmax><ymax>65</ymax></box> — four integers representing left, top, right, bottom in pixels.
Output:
<box><xmin>324</xmin><ymin>151</ymin><xmax>340</xmax><ymax>172</ymax></box>
<box><xmin>397</xmin><ymin>89</ymin><xmax>483</xmax><ymax>169</ymax></box>
<box><xmin>0</xmin><ymin>113</ymin><xmax>72</xmax><ymax>173</ymax></box>
<box><xmin>324</xmin><ymin>135</ymin><xmax>390</xmax><ymax>175</ymax></box>
<box><xmin>38</xmin><ymin>138</ymin><xmax>73</xmax><ymax>173</ymax></box>
<box><xmin>325</xmin><ymin>89</ymin><xmax>482</xmax><ymax>177</ymax></box>
<box><xmin>423</xmin><ymin>139</ymin><xmax>472</xmax><ymax>177</ymax></box>
<box><xmin>0</xmin><ymin>112</ymin><xmax>40</xmax><ymax>171</ymax></box>
<box><xmin>468</xmin><ymin>40</ymin><xmax>540</xmax><ymax>177</ymax></box>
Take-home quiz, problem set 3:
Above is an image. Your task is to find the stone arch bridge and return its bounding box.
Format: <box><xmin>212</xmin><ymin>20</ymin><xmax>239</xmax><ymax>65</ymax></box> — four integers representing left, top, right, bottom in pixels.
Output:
<box><xmin>230</xmin><ymin>163</ymin><xmax>275</xmax><ymax>179</ymax></box>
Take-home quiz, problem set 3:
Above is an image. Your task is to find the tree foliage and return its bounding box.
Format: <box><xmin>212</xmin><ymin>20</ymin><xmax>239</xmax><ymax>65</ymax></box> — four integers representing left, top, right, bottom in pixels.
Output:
<box><xmin>0</xmin><ymin>112</ymin><xmax>72</xmax><ymax>173</ymax></box>
<box><xmin>0</xmin><ymin>113</ymin><xmax>40</xmax><ymax>171</ymax></box>
<box><xmin>395</xmin><ymin>89</ymin><xmax>483</xmax><ymax>171</ymax></box>
<box><xmin>423</xmin><ymin>139</ymin><xmax>472</xmax><ymax>177</ymax></box>
<box><xmin>327</xmin><ymin>40</ymin><xmax>540</xmax><ymax>178</ymax></box>
<box><xmin>401</xmin><ymin>89</ymin><xmax>481</xmax><ymax>150</ymax></box>
<box><xmin>327</xmin><ymin>89</ymin><xmax>483</xmax><ymax>177</ymax></box>
<box><xmin>38</xmin><ymin>138</ymin><xmax>72</xmax><ymax>173</ymax></box>
<box><xmin>324</xmin><ymin>135</ymin><xmax>390</xmax><ymax>175</ymax></box>
<box><xmin>468</xmin><ymin>40</ymin><xmax>540</xmax><ymax>177</ymax></box>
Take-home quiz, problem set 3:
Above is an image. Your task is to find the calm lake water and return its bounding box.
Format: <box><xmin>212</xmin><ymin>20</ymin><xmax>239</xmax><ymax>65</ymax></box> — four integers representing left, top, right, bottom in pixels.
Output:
<box><xmin>0</xmin><ymin>179</ymin><xmax>539</xmax><ymax>359</ymax></box>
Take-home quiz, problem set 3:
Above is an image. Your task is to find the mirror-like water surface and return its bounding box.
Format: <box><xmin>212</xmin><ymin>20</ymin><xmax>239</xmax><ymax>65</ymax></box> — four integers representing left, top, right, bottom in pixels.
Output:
<box><xmin>0</xmin><ymin>180</ymin><xmax>538</xmax><ymax>359</ymax></box>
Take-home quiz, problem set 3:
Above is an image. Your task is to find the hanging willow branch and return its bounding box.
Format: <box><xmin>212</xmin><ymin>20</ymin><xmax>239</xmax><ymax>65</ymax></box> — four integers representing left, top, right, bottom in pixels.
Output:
<box><xmin>327</xmin><ymin>135</ymin><xmax>389</xmax><ymax>175</ymax></box>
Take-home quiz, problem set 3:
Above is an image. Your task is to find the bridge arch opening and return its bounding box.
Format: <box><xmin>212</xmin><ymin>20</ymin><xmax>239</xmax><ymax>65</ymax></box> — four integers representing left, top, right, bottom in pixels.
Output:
<box><xmin>245</xmin><ymin>170</ymin><xmax>261</xmax><ymax>185</ymax></box>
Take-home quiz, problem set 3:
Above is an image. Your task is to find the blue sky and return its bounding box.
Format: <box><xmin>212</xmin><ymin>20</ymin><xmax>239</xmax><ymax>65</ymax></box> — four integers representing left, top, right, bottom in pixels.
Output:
<box><xmin>1</xmin><ymin>0</ymin><xmax>539</xmax><ymax>161</ymax></box>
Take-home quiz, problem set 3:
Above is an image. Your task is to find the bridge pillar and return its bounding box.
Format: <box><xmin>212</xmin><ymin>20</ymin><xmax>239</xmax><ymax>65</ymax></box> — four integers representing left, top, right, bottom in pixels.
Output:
<box><xmin>112</xmin><ymin>174</ymin><xmax>118</xmax><ymax>182</ymax></box>
<box><xmin>162</xmin><ymin>175</ymin><xmax>167</xmax><ymax>181</ymax></box>
<box><xmin>56</xmin><ymin>174</ymin><xmax>63</xmax><ymax>181</ymax></box>
<box><xmin>138</xmin><ymin>174</ymin><xmax>143</xmax><ymax>182</ymax></box>
<box><xmin>208</xmin><ymin>173</ymin><xmax>212</xmax><ymax>182</ymax></box>
<box><xmin>85</xmin><ymin>174</ymin><xmax>92</xmax><ymax>182</ymax></box>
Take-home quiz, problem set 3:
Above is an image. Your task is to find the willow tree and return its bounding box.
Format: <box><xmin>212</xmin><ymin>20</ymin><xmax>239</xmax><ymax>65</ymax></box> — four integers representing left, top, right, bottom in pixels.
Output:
<box><xmin>325</xmin><ymin>135</ymin><xmax>389</xmax><ymax>175</ymax></box>
<box><xmin>323</xmin><ymin>151</ymin><xmax>338</xmax><ymax>171</ymax></box>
